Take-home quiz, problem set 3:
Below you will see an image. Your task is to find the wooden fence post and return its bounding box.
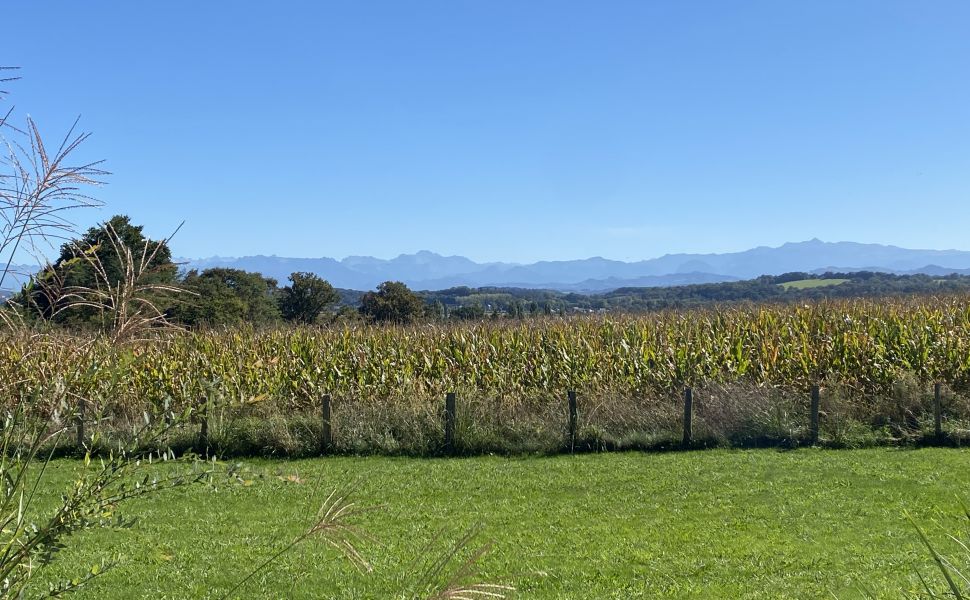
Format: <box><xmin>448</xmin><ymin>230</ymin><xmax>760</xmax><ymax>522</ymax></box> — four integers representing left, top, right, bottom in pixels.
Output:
<box><xmin>567</xmin><ymin>390</ymin><xmax>578</xmax><ymax>452</ymax></box>
<box><xmin>934</xmin><ymin>383</ymin><xmax>943</xmax><ymax>440</ymax></box>
<box><xmin>75</xmin><ymin>399</ymin><xmax>85</xmax><ymax>449</ymax></box>
<box><xmin>198</xmin><ymin>395</ymin><xmax>209</xmax><ymax>457</ymax></box>
<box><xmin>810</xmin><ymin>385</ymin><xmax>820</xmax><ymax>445</ymax></box>
<box><xmin>682</xmin><ymin>387</ymin><xmax>693</xmax><ymax>447</ymax></box>
<box><xmin>320</xmin><ymin>394</ymin><xmax>333</xmax><ymax>454</ymax></box>
<box><xmin>444</xmin><ymin>392</ymin><xmax>456</xmax><ymax>454</ymax></box>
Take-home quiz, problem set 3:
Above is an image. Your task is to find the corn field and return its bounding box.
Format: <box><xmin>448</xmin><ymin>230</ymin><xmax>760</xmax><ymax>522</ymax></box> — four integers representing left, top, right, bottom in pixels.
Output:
<box><xmin>5</xmin><ymin>295</ymin><xmax>970</xmax><ymax>455</ymax></box>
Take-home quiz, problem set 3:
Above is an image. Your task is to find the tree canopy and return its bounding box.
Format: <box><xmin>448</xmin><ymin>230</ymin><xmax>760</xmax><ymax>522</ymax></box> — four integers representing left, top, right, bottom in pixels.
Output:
<box><xmin>15</xmin><ymin>215</ymin><xmax>177</xmax><ymax>326</ymax></box>
<box><xmin>359</xmin><ymin>281</ymin><xmax>426</xmax><ymax>324</ymax></box>
<box><xmin>279</xmin><ymin>271</ymin><xmax>339</xmax><ymax>324</ymax></box>
<box><xmin>174</xmin><ymin>268</ymin><xmax>280</xmax><ymax>327</ymax></box>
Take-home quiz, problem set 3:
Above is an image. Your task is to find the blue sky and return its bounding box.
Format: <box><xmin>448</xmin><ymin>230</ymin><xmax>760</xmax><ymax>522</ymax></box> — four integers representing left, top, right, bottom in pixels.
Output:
<box><xmin>3</xmin><ymin>1</ymin><xmax>969</xmax><ymax>263</ymax></box>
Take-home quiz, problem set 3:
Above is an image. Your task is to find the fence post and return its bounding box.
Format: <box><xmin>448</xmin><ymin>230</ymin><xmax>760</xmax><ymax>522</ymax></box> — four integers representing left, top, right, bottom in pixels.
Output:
<box><xmin>567</xmin><ymin>390</ymin><xmax>578</xmax><ymax>452</ymax></box>
<box><xmin>75</xmin><ymin>399</ymin><xmax>85</xmax><ymax>450</ymax></box>
<box><xmin>810</xmin><ymin>385</ymin><xmax>820</xmax><ymax>445</ymax></box>
<box><xmin>320</xmin><ymin>394</ymin><xmax>333</xmax><ymax>454</ymax></box>
<box><xmin>682</xmin><ymin>387</ymin><xmax>693</xmax><ymax>447</ymax></box>
<box><xmin>198</xmin><ymin>395</ymin><xmax>209</xmax><ymax>457</ymax></box>
<box><xmin>934</xmin><ymin>383</ymin><xmax>943</xmax><ymax>440</ymax></box>
<box><xmin>444</xmin><ymin>392</ymin><xmax>456</xmax><ymax>454</ymax></box>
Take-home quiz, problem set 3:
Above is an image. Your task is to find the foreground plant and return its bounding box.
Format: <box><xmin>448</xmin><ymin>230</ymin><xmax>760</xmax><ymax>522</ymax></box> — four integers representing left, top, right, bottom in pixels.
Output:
<box><xmin>0</xmin><ymin>65</ymin><xmax>215</xmax><ymax>598</ymax></box>
<box><xmin>908</xmin><ymin>506</ymin><xmax>970</xmax><ymax>599</ymax></box>
<box><xmin>0</xmin><ymin>66</ymin><xmax>105</xmax><ymax>294</ymax></box>
<box><xmin>224</xmin><ymin>486</ymin><xmax>513</xmax><ymax>600</ymax></box>
<box><xmin>854</xmin><ymin>504</ymin><xmax>970</xmax><ymax>600</ymax></box>
<box><xmin>0</xmin><ymin>402</ymin><xmax>214</xmax><ymax>598</ymax></box>
<box><xmin>407</xmin><ymin>526</ymin><xmax>515</xmax><ymax>600</ymax></box>
<box><xmin>220</xmin><ymin>486</ymin><xmax>376</xmax><ymax>599</ymax></box>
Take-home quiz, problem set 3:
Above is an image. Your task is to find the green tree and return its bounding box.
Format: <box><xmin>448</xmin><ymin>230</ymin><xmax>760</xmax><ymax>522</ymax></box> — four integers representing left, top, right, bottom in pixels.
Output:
<box><xmin>279</xmin><ymin>272</ymin><xmax>339</xmax><ymax>324</ymax></box>
<box><xmin>16</xmin><ymin>215</ymin><xmax>178</xmax><ymax>326</ymax></box>
<box><xmin>174</xmin><ymin>268</ymin><xmax>280</xmax><ymax>327</ymax></box>
<box><xmin>426</xmin><ymin>298</ymin><xmax>446</xmax><ymax>321</ymax></box>
<box><xmin>359</xmin><ymin>281</ymin><xmax>426</xmax><ymax>324</ymax></box>
<box><xmin>450</xmin><ymin>302</ymin><xmax>485</xmax><ymax>321</ymax></box>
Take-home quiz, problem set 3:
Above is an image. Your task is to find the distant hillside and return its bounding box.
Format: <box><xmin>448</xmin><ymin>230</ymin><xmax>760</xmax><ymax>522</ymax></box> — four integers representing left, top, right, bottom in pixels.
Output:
<box><xmin>183</xmin><ymin>239</ymin><xmax>970</xmax><ymax>292</ymax></box>
<box><xmin>420</xmin><ymin>272</ymin><xmax>970</xmax><ymax>317</ymax></box>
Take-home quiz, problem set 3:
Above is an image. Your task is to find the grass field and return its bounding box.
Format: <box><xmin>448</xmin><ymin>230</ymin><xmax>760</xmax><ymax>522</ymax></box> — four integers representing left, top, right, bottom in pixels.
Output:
<box><xmin>779</xmin><ymin>278</ymin><xmax>850</xmax><ymax>290</ymax></box>
<box><xmin>34</xmin><ymin>448</ymin><xmax>970</xmax><ymax>599</ymax></box>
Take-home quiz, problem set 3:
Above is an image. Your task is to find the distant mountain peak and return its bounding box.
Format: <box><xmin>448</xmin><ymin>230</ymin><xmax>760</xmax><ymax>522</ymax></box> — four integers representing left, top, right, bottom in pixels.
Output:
<box><xmin>183</xmin><ymin>240</ymin><xmax>970</xmax><ymax>293</ymax></box>
<box><xmin>782</xmin><ymin>238</ymin><xmax>825</xmax><ymax>247</ymax></box>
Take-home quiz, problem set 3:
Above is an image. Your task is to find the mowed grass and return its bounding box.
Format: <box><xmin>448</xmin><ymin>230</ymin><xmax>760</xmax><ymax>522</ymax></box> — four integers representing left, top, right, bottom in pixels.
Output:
<box><xmin>34</xmin><ymin>449</ymin><xmax>970</xmax><ymax>599</ymax></box>
<box><xmin>780</xmin><ymin>278</ymin><xmax>850</xmax><ymax>290</ymax></box>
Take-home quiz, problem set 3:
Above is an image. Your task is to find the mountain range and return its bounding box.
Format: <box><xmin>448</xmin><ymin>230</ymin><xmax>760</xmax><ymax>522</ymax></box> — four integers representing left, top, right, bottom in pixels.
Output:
<box><xmin>182</xmin><ymin>239</ymin><xmax>970</xmax><ymax>292</ymax></box>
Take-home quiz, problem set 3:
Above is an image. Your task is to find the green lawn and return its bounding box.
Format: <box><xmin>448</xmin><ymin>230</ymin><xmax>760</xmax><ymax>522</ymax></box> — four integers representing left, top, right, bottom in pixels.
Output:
<box><xmin>35</xmin><ymin>449</ymin><xmax>970</xmax><ymax>599</ymax></box>
<box><xmin>780</xmin><ymin>278</ymin><xmax>850</xmax><ymax>290</ymax></box>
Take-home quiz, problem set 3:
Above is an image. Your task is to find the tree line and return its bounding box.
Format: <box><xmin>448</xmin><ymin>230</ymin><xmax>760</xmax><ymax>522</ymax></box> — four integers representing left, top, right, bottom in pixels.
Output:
<box><xmin>9</xmin><ymin>216</ymin><xmax>428</xmax><ymax>328</ymax></box>
<box><xmin>10</xmin><ymin>215</ymin><xmax>970</xmax><ymax>331</ymax></box>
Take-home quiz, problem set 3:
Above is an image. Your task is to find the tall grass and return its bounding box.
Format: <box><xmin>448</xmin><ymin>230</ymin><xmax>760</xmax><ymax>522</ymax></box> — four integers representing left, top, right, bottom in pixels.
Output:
<box><xmin>4</xmin><ymin>295</ymin><xmax>970</xmax><ymax>455</ymax></box>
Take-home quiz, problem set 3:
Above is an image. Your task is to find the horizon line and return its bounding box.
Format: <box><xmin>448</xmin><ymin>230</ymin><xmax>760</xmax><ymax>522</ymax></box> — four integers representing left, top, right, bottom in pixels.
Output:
<box><xmin>174</xmin><ymin>237</ymin><xmax>970</xmax><ymax>265</ymax></box>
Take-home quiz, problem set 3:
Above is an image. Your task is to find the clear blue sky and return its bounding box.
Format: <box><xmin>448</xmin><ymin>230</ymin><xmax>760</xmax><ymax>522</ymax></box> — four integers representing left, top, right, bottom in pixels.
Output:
<box><xmin>4</xmin><ymin>1</ymin><xmax>969</xmax><ymax>263</ymax></box>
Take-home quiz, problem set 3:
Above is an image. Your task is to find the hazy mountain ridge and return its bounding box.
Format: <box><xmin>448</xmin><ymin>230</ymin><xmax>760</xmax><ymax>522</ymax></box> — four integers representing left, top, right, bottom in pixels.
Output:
<box><xmin>181</xmin><ymin>240</ymin><xmax>970</xmax><ymax>292</ymax></box>
<box><xmin>8</xmin><ymin>240</ymin><xmax>970</xmax><ymax>294</ymax></box>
